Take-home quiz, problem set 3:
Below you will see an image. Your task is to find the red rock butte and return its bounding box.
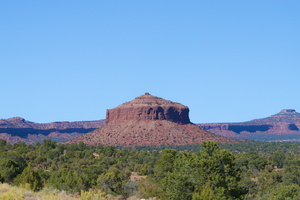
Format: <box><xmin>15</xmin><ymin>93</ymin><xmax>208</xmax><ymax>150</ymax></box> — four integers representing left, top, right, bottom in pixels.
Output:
<box><xmin>69</xmin><ymin>93</ymin><xmax>233</xmax><ymax>146</ymax></box>
<box><xmin>106</xmin><ymin>93</ymin><xmax>190</xmax><ymax>124</ymax></box>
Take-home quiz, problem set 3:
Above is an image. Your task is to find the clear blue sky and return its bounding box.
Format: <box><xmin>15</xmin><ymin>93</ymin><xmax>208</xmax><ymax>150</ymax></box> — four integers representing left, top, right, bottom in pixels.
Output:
<box><xmin>1</xmin><ymin>1</ymin><xmax>299</xmax><ymax>123</ymax></box>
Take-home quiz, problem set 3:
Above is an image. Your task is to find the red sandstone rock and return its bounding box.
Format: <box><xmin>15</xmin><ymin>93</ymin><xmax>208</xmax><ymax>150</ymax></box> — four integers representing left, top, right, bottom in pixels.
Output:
<box><xmin>106</xmin><ymin>93</ymin><xmax>190</xmax><ymax>124</ymax></box>
<box><xmin>71</xmin><ymin>120</ymin><xmax>232</xmax><ymax>147</ymax></box>
<box><xmin>69</xmin><ymin>93</ymin><xmax>233</xmax><ymax>147</ymax></box>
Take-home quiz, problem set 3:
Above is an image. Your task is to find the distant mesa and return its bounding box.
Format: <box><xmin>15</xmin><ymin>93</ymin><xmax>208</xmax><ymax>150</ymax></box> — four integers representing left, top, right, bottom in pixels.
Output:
<box><xmin>281</xmin><ymin>109</ymin><xmax>296</xmax><ymax>113</ymax></box>
<box><xmin>69</xmin><ymin>93</ymin><xmax>232</xmax><ymax>147</ymax></box>
<box><xmin>248</xmin><ymin>109</ymin><xmax>300</xmax><ymax>124</ymax></box>
<box><xmin>199</xmin><ymin>109</ymin><xmax>300</xmax><ymax>141</ymax></box>
<box><xmin>0</xmin><ymin>117</ymin><xmax>105</xmax><ymax>144</ymax></box>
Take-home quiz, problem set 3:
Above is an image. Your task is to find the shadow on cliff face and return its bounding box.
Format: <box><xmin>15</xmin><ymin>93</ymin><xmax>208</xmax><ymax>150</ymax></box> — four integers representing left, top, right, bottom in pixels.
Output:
<box><xmin>166</xmin><ymin>107</ymin><xmax>190</xmax><ymax>124</ymax></box>
<box><xmin>228</xmin><ymin>125</ymin><xmax>272</xmax><ymax>134</ymax></box>
<box><xmin>0</xmin><ymin>128</ymin><xmax>97</xmax><ymax>138</ymax></box>
<box><xmin>289</xmin><ymin>124</ymin><xmax>299</xmax><ymax>131</ymax></box>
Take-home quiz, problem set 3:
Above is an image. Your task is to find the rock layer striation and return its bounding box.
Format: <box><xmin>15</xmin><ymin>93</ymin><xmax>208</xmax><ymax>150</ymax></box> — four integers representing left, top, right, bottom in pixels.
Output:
<box><xmin>106</xmin><ymin>93</ymin><xmax>190</xmax><ymax>124</ymax></box>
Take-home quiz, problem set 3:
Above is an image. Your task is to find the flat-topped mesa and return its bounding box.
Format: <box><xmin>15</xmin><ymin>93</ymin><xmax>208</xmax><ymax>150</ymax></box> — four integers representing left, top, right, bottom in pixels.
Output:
<box><xmin>69</xmin><ymin>93</ymin><xmax>234</xmax><ymax>147</ymax></box>
<box><xmin>244</xmin><ymin>109</ymin><xmax>300</xmax><ymax>124</ymax></box>
<box><xmin>280</xmin><ymin>109</ymin><xmax>296</xmax><ymax>114</ymax></box>
<box><xmin>106</xmin><ymin>93</ymin><xmax>191</xmax><ymax>124</ymax></box>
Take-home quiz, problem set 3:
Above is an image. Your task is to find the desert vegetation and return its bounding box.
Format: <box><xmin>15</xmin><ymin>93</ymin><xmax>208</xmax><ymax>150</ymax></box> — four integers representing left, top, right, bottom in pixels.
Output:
<box><xmin>1</xmin><ymin>139</ymin><xmax>300</xmax><ymax>199</ymax></box>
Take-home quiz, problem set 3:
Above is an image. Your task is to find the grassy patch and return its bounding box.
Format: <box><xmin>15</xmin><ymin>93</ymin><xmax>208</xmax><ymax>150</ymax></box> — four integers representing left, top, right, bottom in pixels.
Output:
<box><xmin>0</xmin><ymin>183</ymin><xmax>111</xmax><ymax>200</ymax></box>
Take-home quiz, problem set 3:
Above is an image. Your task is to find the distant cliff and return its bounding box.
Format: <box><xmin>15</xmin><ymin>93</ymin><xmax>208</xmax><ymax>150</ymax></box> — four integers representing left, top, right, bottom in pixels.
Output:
<box><xmin>4</xmin><ymin>107</ymin><xmax>299</xmax><ymax>144</ymax></box>
<box><xmin>0</xmin><ymin>117</ymin><xmax>105</xmax><ymax>144</ymax></box>
<box><xmin>198</xmin><ymin>109</ymin><xmax>300</xmax><ymax>141</ymax></box>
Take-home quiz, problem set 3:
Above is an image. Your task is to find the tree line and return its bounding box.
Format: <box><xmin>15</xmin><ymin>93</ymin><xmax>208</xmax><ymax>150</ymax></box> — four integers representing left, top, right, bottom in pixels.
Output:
<box><xmin>1</xmin><ymin>139</ymin><xmax>300</xmax><ymax>199</ymax></box>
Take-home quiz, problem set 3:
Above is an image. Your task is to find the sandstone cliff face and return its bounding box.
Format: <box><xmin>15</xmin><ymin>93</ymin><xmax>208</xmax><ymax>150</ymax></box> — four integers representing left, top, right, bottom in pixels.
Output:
<box><xmin>70</xmin><ymin>93</ymin><xmax>233</xmax><ymax>147</ymax></box>
<box><xmin>106</xmin><ymin>93</ymin><xmax>190</xmax><ymax>124</ymax></box>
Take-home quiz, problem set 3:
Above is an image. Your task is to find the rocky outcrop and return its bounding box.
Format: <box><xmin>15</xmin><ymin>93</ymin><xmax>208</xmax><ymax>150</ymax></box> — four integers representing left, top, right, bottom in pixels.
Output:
<box><xmin>70</xmin><ymin>93</ymin><xmax>233</xmax><ymax>147</ymax></box>
<box><xmin>198</xmin><ymin>109</ymin><xmax>300</xmax><ymax>141</ymax></box>
<box><xmin>106</xmin><ymin>93</ymin><xmax>190</xmax><ymax>124</ymax></box>
<box><xmin>0</xmin><ymin>117</ymin><xmax>105</xmax><ymax>144</ymax></box>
